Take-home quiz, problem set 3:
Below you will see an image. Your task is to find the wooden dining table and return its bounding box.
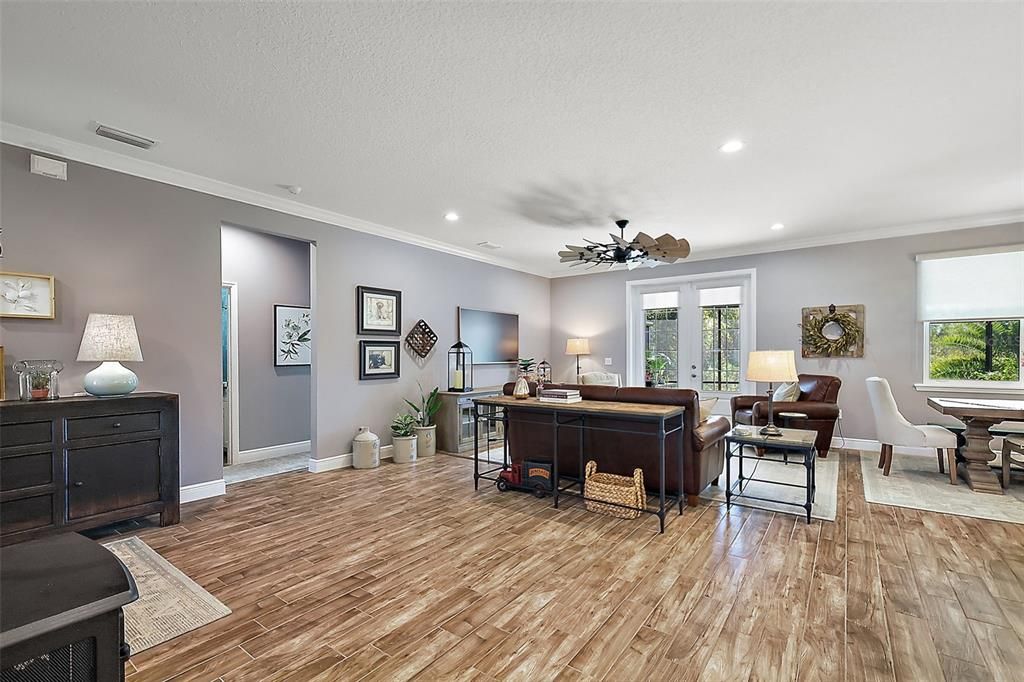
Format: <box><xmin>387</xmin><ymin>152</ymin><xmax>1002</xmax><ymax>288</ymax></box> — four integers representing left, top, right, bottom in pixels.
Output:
<box><xmin>927</xmin><ymin>397</ymin><xmax>1024</xmax><ymax>494</ymax></box>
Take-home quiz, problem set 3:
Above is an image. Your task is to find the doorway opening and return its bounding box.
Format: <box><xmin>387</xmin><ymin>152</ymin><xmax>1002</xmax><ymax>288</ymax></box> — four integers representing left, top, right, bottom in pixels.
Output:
<box><xmin>221</xmin><ymin>224</ymin><xmax>314</xmax><ymax>485</ymax></box>
<box><xmin>222</xmin><ymin>282</ymin><xmax>239</xmax><ymax>466</ymax></box>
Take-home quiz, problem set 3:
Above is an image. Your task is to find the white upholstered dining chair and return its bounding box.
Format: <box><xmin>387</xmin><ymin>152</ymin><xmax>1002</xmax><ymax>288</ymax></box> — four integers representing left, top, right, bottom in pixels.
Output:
<box><xmin>865</xmin><ymin>377</ymin><xmax>957</xmax><ymax>483</ymax></box>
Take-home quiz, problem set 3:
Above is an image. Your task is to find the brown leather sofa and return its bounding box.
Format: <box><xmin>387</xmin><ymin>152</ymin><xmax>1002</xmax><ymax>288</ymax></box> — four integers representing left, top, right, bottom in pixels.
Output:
<box><xmin>730</xmin><ymin>374</ymin><xmax>842</xmax><ymax>457</ymax></box>
<box><xmin>500</xmin><ymin>382</ymin><xmax>730</xmax><ymax>505</ymax></box>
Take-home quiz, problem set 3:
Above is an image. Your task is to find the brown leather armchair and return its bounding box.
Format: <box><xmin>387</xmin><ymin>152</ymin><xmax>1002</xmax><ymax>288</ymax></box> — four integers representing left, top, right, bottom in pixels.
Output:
<box><xmin>501</xmin><ymin>382</ymin><xmax>730</xmax><ymax>505</ymax></box>
<box><xmin>730</xmin><ymin>374</ymin><xmax>842</xmax><ymax>457</ymax></box>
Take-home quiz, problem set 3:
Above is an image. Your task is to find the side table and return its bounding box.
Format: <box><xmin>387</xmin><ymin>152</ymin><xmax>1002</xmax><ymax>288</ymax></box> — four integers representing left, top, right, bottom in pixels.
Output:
<box><xmin>725</xmin><ymin>427</ymin><xmax>818</xmax><ymax>523</ymax></box>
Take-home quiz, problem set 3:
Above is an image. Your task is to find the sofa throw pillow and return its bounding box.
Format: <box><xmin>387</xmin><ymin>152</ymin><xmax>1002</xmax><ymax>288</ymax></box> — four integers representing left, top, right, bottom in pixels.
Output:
<box><xmin>772</xmin><ymin>381</ymin><xmax>801</xmax><ymax>403</ymax></box>
<box><xmin>699</xmin><ymin>397</ymin><xmax>718</xmax><ymax>423</ymax></box>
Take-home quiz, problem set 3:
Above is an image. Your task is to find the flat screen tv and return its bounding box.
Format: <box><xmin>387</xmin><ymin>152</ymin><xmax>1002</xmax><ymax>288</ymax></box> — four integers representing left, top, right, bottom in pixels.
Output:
<box><xmin>458</xmin><ymin>307</ymin><xmax>519</xmax><ymax>364</ymax></box>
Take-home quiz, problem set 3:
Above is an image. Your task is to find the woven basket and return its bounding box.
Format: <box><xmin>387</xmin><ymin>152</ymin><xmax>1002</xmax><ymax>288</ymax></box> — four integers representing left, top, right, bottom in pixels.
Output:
<box><xmin>584</xmin><ymin>460</ymin><xmax>645</xmax><ymax>519</ymax></box>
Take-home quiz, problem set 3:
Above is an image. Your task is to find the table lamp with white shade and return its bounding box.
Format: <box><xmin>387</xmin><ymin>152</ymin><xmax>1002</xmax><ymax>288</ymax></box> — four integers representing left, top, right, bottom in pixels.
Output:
<box><xmin>77</xmin><ymin>313</ymin><xmax>144</xmax><ymax>396</ymax></box>
<box><xmin>745</xmin><ymin>350</ymin><xmax>798</xmax><ymax>437</ymax></box>
<box><xmin>565</xmin><ymin>338</ymin><xmax>590</xmax><ymax>376</ymax></box>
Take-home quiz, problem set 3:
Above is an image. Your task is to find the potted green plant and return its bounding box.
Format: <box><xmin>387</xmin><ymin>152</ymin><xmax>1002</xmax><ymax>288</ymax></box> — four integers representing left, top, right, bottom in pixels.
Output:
<box><xmin>29</xmin><ymin>372</ymin><xmax>50</xmax><ymax>400</ymax></box>
<box><xmin>390</xmin><ymin>412</ymin><xmax>418</xmax><ymax>463</ymax></box>
<box><xmin>645</xmin><ymin>353</ymin><xmax>669</xmax><ymax>387</ymax></box>
<box><xmin>405</xmin><ymin>383</ymin><xmax>441</xmax><ymax>457</ymax></box>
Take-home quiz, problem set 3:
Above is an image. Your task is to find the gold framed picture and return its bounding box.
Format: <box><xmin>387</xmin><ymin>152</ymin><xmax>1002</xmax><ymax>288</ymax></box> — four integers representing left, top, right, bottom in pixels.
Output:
<box><xmin>0</xmin><ymin>272</ymin><xmax>55</xmax><ymax>319</ymax></box>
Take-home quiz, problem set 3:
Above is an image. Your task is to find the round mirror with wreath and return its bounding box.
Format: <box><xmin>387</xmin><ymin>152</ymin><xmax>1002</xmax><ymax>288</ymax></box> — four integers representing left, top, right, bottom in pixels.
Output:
<box><xmin>800</xmin><ymin>304</ymin><xmax>865</xmax><ymax>358</ymax></box>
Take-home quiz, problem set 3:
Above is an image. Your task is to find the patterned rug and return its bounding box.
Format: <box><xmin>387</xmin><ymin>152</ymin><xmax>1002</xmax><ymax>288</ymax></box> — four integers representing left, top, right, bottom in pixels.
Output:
<box><xmin>860</xmin><ymin>450</ymin><xmax>1024</xmax><ymax>524</ymax></box>
<box><xmin>103</xmin><ymin>537</ymin><xmax>231</xmax><ymax>652</ymax></box>
<box><xmin>701</xmin><ymin>449</ymin><xmax>840</xmax><ymax>521</ymax></box>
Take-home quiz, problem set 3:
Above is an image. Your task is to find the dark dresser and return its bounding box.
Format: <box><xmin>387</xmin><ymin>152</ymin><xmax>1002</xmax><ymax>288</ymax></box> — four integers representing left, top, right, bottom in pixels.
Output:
<box><xmin>1</xmin><ymin>392</ymin><xmax>179</xmax><ymax>545</ymax></box>
<box><xmin>1</xmin><ymin>533</ymin><xmax>139</xmax><ymax>681</ymax></box>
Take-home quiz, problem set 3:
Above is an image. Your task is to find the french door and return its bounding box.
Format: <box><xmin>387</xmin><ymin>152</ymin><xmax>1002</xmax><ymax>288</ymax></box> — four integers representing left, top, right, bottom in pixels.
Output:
<box><xmin>626</xmin><ymin>270</ymin><xmax>756</xmax><ymax>400</ymax></box>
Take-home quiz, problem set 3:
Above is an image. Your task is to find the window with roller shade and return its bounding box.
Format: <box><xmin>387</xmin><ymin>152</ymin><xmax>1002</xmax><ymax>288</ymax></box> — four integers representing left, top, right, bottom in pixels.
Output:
<box><xmin>917</xmin><ymin>246</ymin><xmax>1024</xmax><ymax>388</ymax></box>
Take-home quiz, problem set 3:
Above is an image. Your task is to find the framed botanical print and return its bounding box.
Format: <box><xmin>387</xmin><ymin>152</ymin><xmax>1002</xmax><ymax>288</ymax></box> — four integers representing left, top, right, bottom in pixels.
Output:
<box><xmin>357</xmin><ymin>286</ymin><xmax>401</xmax><ymax>336</ymax></box>
<box><xmin>359</xmin><ymin>340</ymin><xmax>400</xmax><ymax>380</ymax></box>
<box><xmin>0</xmin><ymin>272</ymin><xmax>55</xmax><ymax>319</ymax></box>
<box><xmin>275</xmin><ymin>305</ymin><xmax>312</xmax><ymax>366</ymax></box>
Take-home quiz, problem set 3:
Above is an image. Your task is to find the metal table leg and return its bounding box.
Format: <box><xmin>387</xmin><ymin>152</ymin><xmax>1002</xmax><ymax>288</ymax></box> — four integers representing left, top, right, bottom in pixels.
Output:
<box><xmin>473</xmin><ymin>403</ymin><xmax>479</xmax><ymax>490</ymax></box>
<box><xmin>678</xmin><ymin>415</ymin><xmax>685</xmax><ymax>515</ymax></box>
<box><xmin>725</xmin><ymin>442</ymin><xmax>733</xmax><ymax>510</ymax></box>
<box><xmin>552</xmin><ymin>413</ymin><xmax>559</xmax><ymax>509</ymax></box>
<box><xmin>658</xmin><ymin>416</ymin><xmax>666</xmax><ymax>533</ymax></box>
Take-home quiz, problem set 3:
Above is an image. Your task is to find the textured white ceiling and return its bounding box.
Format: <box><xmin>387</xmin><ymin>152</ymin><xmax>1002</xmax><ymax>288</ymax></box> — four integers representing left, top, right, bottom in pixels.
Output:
<box><xmin>2</xmin><ymin>1</ymin><xmax>1022</xmax><ymax>276</ymax></box>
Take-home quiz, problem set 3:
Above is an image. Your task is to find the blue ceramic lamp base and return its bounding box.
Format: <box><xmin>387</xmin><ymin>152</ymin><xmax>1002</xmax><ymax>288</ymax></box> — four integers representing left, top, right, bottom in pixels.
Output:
<box><xmin>83</xmin><ymin>361</ymin><xmax>139</xmax><ymax>397</ymax></box>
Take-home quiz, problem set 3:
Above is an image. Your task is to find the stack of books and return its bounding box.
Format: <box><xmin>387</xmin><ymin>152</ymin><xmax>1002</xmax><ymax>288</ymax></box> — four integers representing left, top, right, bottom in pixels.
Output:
<box><xmin>538</xmin><ymin>388</ymin><xmax>582</xmax><ymax>404</ymax></box>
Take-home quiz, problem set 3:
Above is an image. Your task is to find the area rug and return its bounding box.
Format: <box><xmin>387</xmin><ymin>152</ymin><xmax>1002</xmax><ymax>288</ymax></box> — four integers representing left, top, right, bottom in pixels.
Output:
<box><xmin>701</xmin><ymin>451</ymin><xmax>839</xmax><ymax>521</ymax></box>
<box><xmin>103</xmin><ymin>537</ymin><xmax>231</xmax><ymax>652</ymax></box>
<box><xmin>860</xmin><ymin>450</ymin><xmax>1024</xmax><ymax>524</ymax></box>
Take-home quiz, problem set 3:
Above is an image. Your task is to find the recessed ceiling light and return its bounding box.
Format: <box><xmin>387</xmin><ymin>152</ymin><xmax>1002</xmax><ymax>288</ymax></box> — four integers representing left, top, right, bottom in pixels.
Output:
<box><xmin>444</xmin><ymin>212</ymin><xmax>460</xmax><ymax>222</ymax></box>
<box><xmin>719</xmin><ymin>139</ymin><xmax>744</xmax><ymax>154</ymax></box>
<box><xmin>770</xmin><ymin>223</ymin><xmax>785</xmax><ymax>231</ymax></box>
<box><xmin>286</xmin><ymin>185</ymin><xmax>302</xmax><ymax>195</ymax></box>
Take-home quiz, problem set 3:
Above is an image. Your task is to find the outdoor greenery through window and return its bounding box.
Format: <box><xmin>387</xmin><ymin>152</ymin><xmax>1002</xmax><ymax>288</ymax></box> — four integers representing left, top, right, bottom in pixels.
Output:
<box><xmin>702</xmin><ymin>305</ymin><xmax>740</xmax><ymax>391</ymax></box>
<box><xmin>644</xmin><ymin>306</ymin><xmax>678</xmax><ymax>386</ymax></box>
<box><xmin>927</xmin><ymin>320</ymin><xmax>1021</xmax><ymax>383</ymax></box>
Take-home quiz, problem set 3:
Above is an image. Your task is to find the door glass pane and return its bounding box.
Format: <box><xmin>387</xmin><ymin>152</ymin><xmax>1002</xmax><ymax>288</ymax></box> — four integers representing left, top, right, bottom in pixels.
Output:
<box><xmin>643</xmin><ymin>292</ymin><xmax>679</xmax><ymax>387</ymax></box>
<box><xmin>701</xmin><ymin>304</ymin><xmax>741</xmax><ymax>392</ymax></box>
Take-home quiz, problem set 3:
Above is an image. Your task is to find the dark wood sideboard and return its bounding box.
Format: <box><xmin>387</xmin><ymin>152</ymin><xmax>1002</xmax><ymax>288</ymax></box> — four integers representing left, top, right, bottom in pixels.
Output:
<box><xmin>0</xmin><ymin>392</ymin><xmax>179</xmax><ymax>545</ymax></box>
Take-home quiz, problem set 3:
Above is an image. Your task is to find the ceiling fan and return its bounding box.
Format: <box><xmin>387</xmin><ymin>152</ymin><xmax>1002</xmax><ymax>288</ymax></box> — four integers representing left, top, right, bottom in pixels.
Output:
<box><xmin>558</xmin><ymin>219</ymin><xmax>691</xmax><ymax>270</ymax></box>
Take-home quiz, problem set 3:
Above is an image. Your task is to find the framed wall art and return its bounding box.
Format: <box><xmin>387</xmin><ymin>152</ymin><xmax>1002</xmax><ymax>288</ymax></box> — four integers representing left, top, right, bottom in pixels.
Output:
<box><xmin>275</xmin><ymin>305</ymin><xmax>312</xmax><ymax>366</ymax></box>
<box><xmin>801</xmin><ymin>303</ymin><xmax>865</xmax><ymax>358</ymax></box>
<box><xmin>0</xmin><ymin>272</ymin><xmax>55</xmax><ymax>319</ymax></box>
<box><xmin>356</xmin><ymin>286</ymin><xmax>401</xmax><ymax>336</ymax></box>
<box><xmin>359</xmin><ymin>340</ymin><xmax>400</xmax><ymax>380</ymax></box>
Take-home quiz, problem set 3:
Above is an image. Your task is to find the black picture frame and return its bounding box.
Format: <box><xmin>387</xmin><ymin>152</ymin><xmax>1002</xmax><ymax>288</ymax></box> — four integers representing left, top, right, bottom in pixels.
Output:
<box><xmin>359</xmin><ymin>340</ymin><xmax>400</xmax><ymax>380</ymax></box>
<box><xmin>274</xmin><ymin>304</ymin><xmax>312</xmax><ymax>367</ymax></box>
<box><xmin>356</xmin><ymin>286</ymin><xmax>402</xmax><ymax>336</ymax></box>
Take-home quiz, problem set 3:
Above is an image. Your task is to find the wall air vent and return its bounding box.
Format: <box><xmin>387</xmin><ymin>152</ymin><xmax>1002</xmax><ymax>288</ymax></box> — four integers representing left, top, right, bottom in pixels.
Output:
<box><xmin>476</xmin><ymin>241</ymin><xmax>503</xmax><ymax>250</ymax></box>
<box><xmin>94</xmin><ymin>124</ymin><xmax>157</xmax><ymax>150</ymax></box>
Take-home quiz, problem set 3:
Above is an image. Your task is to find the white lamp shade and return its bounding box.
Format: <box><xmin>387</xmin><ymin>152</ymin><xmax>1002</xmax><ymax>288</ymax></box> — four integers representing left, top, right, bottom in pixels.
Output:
<box><xmin>746</xmin><ymin>350</ymin><xmax>797</xmax><ymax>383</ymax></box>
<box><xmin>77</xmin><ymin>314</ymin><xmax>144</xmax><ymax>362</ymax></box>
<box><xmin>566</xmin><ymin>338</ymin><xmax>590</xmax><ymax>355</ymax></box>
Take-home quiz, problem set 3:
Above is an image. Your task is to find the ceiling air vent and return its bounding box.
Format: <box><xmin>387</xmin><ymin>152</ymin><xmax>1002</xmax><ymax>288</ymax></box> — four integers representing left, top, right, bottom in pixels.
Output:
<box><xmin>94</xmin><ymin>124</ymin><xmax>157</xmax><ymax>150</ymax></box>
<box><xmin>476</xmin><ymin>241</ymin><xmax>503</xmax><ymax>250</ymax></box>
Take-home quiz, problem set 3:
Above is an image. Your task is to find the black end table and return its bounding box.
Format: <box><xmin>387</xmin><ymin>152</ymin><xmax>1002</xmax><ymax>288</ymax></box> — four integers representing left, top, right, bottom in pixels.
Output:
<box><xmin>1</xmin><ymin>533</ymin><xmax>138</xmax><ymax>681</ymax></box>
<box><xmin>724</xmin><ymin>427</ymin><xmax>818</xmax><ymax>523</ymax></box>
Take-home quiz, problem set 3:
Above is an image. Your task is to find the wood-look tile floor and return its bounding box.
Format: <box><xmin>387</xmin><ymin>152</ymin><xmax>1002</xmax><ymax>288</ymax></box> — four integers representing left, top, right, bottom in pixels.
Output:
<box><xmin>105</xmin><ymin>450</ymin><xmax>1024</xmax><ymax>682</ymax></box>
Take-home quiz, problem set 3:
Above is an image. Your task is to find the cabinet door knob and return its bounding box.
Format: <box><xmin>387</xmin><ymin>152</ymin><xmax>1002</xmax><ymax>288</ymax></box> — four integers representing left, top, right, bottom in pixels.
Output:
<box><xmin>112</xmin><ymin>422</ymin><xmax>122</xmax><ymax>428</ymax></box>
<box><xmin>73</xmin><ymin>481</ymin><xmax>84</xmax><ymax>487</ymax></box>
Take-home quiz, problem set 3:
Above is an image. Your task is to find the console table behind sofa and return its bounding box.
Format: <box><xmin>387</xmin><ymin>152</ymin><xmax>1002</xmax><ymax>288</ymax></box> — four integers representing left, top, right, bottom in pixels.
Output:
<box><xmin>499</xmin><ymin>383</ymin><xmax>729</xmax><ymax>505</ymax></box>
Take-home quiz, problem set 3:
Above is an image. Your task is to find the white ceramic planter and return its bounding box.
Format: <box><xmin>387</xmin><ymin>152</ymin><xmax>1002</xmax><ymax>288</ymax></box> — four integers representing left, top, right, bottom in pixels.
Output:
<box><xmin>413</xmin><ymin>425</ymin><xmax>436</xmax><ymax>457</ymax></box>
<box><xmin>392</xmin><ymin>435</ymin><xmax>418</xmax><ymax>463</ymax></box>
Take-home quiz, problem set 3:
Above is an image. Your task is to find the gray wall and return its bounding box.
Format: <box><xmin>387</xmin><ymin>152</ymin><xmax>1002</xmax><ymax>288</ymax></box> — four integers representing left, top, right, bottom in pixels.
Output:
<box><xmin>550</xmin><ymin>222</ymin><xmax>1024</xmax><ymax>440</ymax></box>
<box><xmin>0</xmin><ymin>144</ymin><xmax>550</xmax><ymax>486</ymax></box>
<box><xmin>221</xmin><ymin>224</ymin><xmax>311</xmax><ymax>451</ymax></box>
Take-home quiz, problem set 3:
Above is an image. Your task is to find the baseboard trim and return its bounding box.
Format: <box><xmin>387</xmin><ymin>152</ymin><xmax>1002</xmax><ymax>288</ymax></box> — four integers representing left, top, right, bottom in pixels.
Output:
<box><xmin>308</xmin><ymin>445</ymin><xmax>394</xmax><ymax>473</ymax></box>
<box><xmin>831</xmin><ymin>436</ymin><xmax>937</xmax><ymax>455</ymax></box>
<box><xmin>236</xmin><ymin>440</ymin><xmax>311</xmax><ymax>464</ymax></box>
<box><xmin>180</xmin><ymin>479</ymin><xmax>226</xmax><ymax>503</ymax></box>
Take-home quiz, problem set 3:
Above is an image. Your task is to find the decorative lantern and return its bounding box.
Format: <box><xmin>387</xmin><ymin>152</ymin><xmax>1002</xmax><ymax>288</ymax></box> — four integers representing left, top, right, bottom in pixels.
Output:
<box><xmin>537</xmin><ymin>359</ymin><xmax>552</xmax><ymax>386</ymax></box>
<box><xmin>448</xmin><ymin>341</ymin><xmax>473</xmax><ymax>392</ymax></box>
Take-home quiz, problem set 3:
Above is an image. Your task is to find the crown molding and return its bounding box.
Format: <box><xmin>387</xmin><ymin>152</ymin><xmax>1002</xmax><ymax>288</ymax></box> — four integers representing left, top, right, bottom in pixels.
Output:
<box><xmin>548</xmin><ymin>209</ymin><xmax>1024</xmax><ymax>278</ymax></box>
<box><xmin>0</xmin><ymin>122</ymin><xmax>549</xmax><ymax>278</ymax></box>
<box><xmin>5</xmin><ymin>122</ymin><xmax>1020</xmax><ymax>282</ymax></box>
